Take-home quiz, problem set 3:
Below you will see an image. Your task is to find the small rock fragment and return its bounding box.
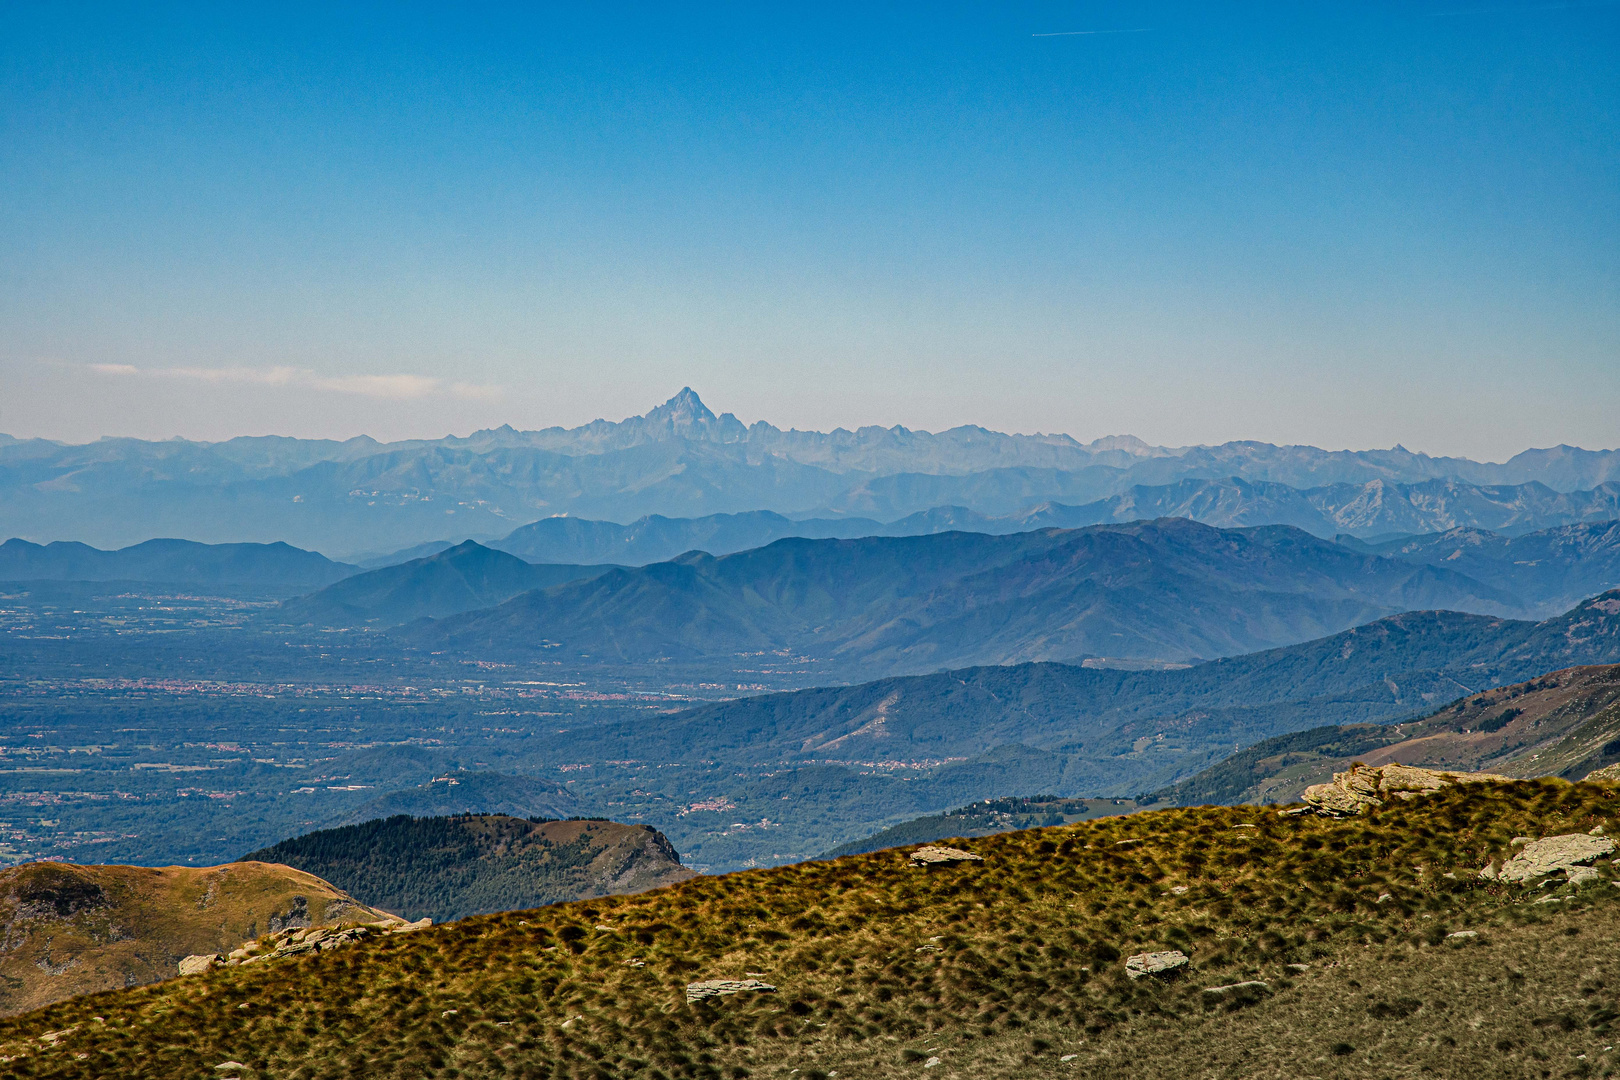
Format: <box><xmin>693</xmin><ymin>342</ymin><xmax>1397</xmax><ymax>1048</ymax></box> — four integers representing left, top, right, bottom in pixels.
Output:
<box><xmin>213</xmin><ymin>1064</ymin><xmax>246</xmax><ymax>1073</ymax></box>
<box><xmin>1203</xmin><ymin>980</ymin><xmax>1269</xmax><ymax>997</ymax></box>
<box><xmin>1124</xmin><ymin>950</ymin><xmax>1189</xmax><ymax>979</ymax></box>
<box><xmin>1567</xmin><ymin>866</ymin><xmax>1604</xmax><ymax>887</ymax></box>
<box><xmin>924</xmin><ymin>1057</ymin><xmax>940</xmax><ymax>1068</ymax></box>
<box><xmin>1285</xmin><ymin>963</ymin><xmax>1310</xmax><ymax>973</ymax></box>
<box><xmin>1445</xmin><ymin>931</ymin><xmax>1478</xmax><ymax>940</ymax></box>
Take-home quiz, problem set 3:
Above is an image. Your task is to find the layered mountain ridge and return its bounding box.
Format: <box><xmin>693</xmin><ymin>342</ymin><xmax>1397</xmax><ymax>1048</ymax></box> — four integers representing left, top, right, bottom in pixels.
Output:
<box><xmin>398</xmin><ymin>519</ymin><xmax>1526</xmax><ymax>673</ymax></box>
<box><xmin>6</xmin><ymin>389</ymin><xmax>1618</xmax><ymax>552</ymax></box>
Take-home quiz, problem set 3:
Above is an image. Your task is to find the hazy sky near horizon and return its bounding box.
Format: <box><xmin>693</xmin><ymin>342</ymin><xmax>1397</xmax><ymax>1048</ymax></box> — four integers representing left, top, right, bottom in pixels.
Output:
<box><xmin>2</xmin><ymin>2</ymin><xmax>1616</xmax><ymax>459</ymax></box>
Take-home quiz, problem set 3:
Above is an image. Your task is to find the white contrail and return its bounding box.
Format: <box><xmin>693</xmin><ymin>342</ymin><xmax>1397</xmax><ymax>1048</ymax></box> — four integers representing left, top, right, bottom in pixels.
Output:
<box><xmin>1032</xmin><ymin>28</ymin><xmax>1152</xmax><ymax>36</ymax></box>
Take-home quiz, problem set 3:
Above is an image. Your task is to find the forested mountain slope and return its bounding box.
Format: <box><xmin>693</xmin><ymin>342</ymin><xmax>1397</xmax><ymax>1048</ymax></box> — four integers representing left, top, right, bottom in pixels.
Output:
<box><xmin>242</xmin><ymin>815</ymin><xmax>694</xmax><ymax>922</ymax></box>
<box><xmin>403</xmin><ymin>519</ymin><xmax>1520</xmax><ymax>672</ymax></box>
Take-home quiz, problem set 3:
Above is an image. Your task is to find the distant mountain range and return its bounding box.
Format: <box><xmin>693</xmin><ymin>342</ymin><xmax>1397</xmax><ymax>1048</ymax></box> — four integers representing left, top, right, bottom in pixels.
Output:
<box><xmin>0</xmin><ymin>536</ymin><xmax>354</xmax><ymax>592</ymax></box>
<box><xmin>399</xmin><ymin>519</ymin><xmax>1523</xmax><ymax>672</ymax></box>
<box><xmin>459</xmin><ymin>479</ymin><xmax>1620</xmax><ymax>567</ymax></box>
<box><xmin>5</xmin><ymin>388</ymin><xmax>1617</xmax><ymax>553</ymax></box>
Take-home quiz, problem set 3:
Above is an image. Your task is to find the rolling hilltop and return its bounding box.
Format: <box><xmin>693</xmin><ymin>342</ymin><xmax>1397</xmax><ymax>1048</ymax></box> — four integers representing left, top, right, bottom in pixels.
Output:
<box><xmin>5</xmin><ymin>777</ymin><xmax>1620</xmax><ymax>1077</ymax></box>
<box><xmin>243</xmin><ymin>815</ymin><xmax>695</xmax><ymax>923</ymax></box>
<box><xmin>402</xmin><ymin>518</ymin><xmax>1520</xmax><ymax>673</ymax></box>
<box><xmin>276</xmin><ymin>541</ymin><xmax>617</xmax><ymax>625</ymax></box>
<box><xmin>0</xmin><ymin>860</ymin><xmax>393</xmax><ymax>1017</ymax></box>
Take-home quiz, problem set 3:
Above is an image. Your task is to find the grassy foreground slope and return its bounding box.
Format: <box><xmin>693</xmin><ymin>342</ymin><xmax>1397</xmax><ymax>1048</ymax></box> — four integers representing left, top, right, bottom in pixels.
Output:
<box><xmin>6</xmin><ymin>780</ymin><xmax>1620</xmax><ymax>1078</ymax></box>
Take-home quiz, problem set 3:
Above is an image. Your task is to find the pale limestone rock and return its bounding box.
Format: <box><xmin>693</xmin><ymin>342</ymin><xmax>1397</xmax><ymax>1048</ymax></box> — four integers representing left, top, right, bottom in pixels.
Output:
<box><xmin>1202</xmin><ymin>980</ymin><xmax>1269</xmax><ymax>997</ymax></box>
<box><xmin>1584</xmin><ymin>763</ymin><xmax>1620</xmax><ymax>782</ymax></box>
<box><xmin>1124</xmin><ymin>950</ymin><xmax>1189</xmax><ymax>979</ymax></box>
<box><xmin>909</xmin><ymin>845</ymin><xmax>983</xmax><ymax>866</ymax></box>
<box><xmin>685</xmin><ymin>978</ymin><xmax>776</xmax><ymax>1004</ymax></box>
<box><xmin>1445</xmin><ymin>931</ymin><xmax>1478</xmax><ymax>940</ymax></box>
<box><xmin>1567</xmin><ymin>866</ymin><xmax>1604</xmax><ymax>887</ymax></box>
<box><xmin>1499</xmin><ymin>834</ymin><xmax>1616</xmax><ymax>883</ymax></box>
<box><xmin>1302</xmin><ymin>763</ymin><xmax>1508</xmax><ymax>817</ymax></box>
<box><xmin>178</xmin><ymin>953</ymin><xmax>222</xmax><ymax>976</ymax></box>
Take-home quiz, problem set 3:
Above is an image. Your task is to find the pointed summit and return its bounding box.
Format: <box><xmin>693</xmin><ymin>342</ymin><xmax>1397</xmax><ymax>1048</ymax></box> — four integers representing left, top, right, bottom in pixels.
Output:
<box><xmin>644</xmin><ymin>388</ymin><xmax>718</xmax><ymax>428</ymax></box>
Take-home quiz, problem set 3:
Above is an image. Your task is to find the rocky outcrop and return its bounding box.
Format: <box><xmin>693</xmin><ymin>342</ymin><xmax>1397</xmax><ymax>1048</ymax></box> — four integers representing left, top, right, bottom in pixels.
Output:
<box><xmin>685</xmin><ymin>979</ymin><xmax>776</xmax><ymax>1004</ymax></box>
<box><xmin>179</xmin><ymin>916</ymin><xmax>431</xmax><ymax>976</ymax></box>
<box><xmin>1125</xmin><ymin>950</ymin><xmax>1189</xmax><ymax>979</ymax></box>
<box><xmin>909</xmin><ymin>846</ymin><xmax>983</xmax><ymax>866</ymax></box>
<box><xmin>1302</xmin><ymin>763</ymin><xmax>1508</xmax><ymax>816</ymax></box>
<box><xmin>1585</xmin><ymin>763</ymin><xmax>1620</xmax><ymax>782</ymax></box>
<box><xmin>1496</xmin><ymin>834</ymin><xmax>1615</xmax><ymax>883</ymax></box>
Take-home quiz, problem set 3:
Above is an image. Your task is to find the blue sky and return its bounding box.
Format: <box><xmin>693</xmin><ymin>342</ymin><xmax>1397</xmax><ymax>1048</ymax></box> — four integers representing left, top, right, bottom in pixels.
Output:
<box><xmin>1</xmin><ymin>1</ymin><xmax>1616</xmax><ymax>457</ymax></box>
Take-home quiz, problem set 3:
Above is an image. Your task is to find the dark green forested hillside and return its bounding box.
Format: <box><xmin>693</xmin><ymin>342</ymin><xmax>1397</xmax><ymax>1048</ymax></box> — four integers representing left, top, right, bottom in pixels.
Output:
<box><xmin>242</xmin><ymin>814</ymin><xmax>695</xmax><ymax>922</ymax></box>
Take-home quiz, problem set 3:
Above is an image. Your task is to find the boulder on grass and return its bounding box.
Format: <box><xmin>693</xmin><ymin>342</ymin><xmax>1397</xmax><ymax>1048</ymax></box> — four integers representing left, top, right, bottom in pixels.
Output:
<box><xmin>909</xmin><ymin>846</ymin><xmax>983</xmax><ymax>867</ymax></box>
<box><xmin>685</xmin><ymin>979</ymin><xmax>776</xmax><ymax>1004</ymax></box>
<box><xmin>1124</xmin><ymin>950</ymin><xmax>1189</xmax><ymax>979</ymax></box>
<box><xmin>1498</xmin><ymin>834</ymin><xmax>1616</xmax><ymax>883</ymax></box>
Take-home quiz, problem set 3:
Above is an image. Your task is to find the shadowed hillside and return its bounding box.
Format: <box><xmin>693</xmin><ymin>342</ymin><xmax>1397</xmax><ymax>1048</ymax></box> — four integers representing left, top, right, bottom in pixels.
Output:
<box><xmin>1152</xmin><ymin>662</ymin><xmax>1620</xmax><ymax>807</ymax></box>
<box><xmin>276</xmin><ymin>541</ymin><xmax>618</xmax><ymax>625</ymax></box>
<box><xmin>403</xmin><ymin>518</ymin><xmax>1521</xmax><ymax>673</ymax></box>
<box><xmin>242</xmin><ymin>815</ymin><xmax>695</xmax><ymax>922</ymax></box>
<box><xmin>535</xmin><ymin>591</ymin><xmax>1620</xmax><ymax>798</ymax></box>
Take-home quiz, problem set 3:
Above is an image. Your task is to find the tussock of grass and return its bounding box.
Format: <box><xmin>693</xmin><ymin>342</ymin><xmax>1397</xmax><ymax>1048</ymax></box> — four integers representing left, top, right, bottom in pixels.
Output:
<box><xmin>2</xmin><ymin>779</ymin><xmax>1618</xmax><ymax>1078</ymax></box>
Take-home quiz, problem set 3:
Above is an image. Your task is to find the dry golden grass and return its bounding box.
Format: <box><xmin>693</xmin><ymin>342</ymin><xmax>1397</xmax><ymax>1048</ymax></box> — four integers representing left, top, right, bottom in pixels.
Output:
<box><xmin>1</xmin><ymin>778</ymin><xmax>1617</xmax><ymax>1078</ymax></box>
<box><xmin>0</xmin><ymin>860</ymin><xmax>390</xmax><ymax>1018</ymax></box>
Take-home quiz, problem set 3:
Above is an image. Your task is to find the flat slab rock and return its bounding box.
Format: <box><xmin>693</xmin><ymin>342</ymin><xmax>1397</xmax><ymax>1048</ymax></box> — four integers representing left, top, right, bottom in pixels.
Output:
<box><xmin>1498</xmin><ymin>834</ymin><xmax>1616</xmax><ymax>883</ymax></box>
<box><xmin>1302</xmin><ymin>763</ymin><xmax>1507</xmax><ymax>817</ymax></box>
<box><xmin>909</xmin><ymin>845</ymin><xmax>984</xmax><ymax>866</ymax></box>
<box><xmin>685</xmin><ymin>979</ymin><xmax>776</xmax><ymax>1004</ymax></box>
<box><xmin>1125</xmin><ymin>950</ymin><xmax>1189</xmax><ymax>979</ymax></box>
<box><xmin>1203</xmin><ymin>980</ymin><xmax>1269</xmax><ymax>996</ymax></box>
